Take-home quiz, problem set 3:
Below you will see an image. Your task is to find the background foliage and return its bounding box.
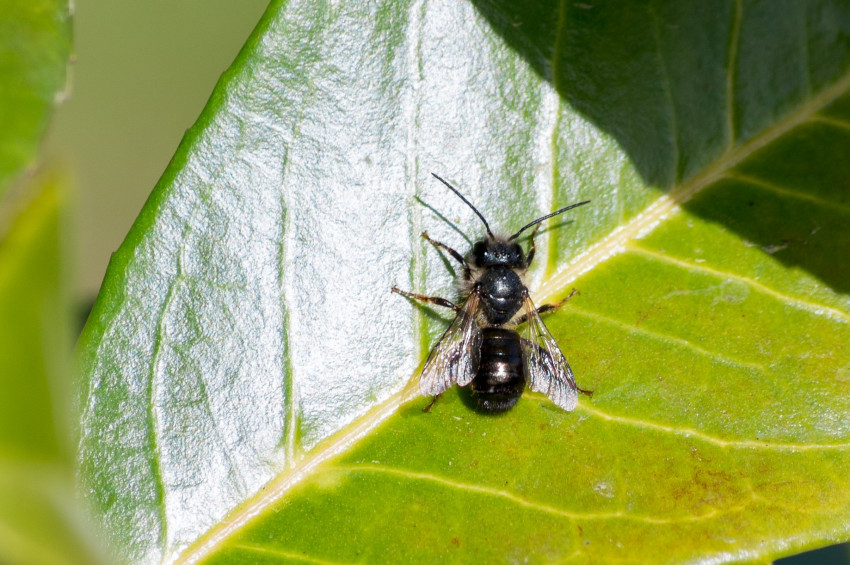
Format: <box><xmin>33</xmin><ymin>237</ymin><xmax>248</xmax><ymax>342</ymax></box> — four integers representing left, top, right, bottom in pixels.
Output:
<box><xmin>0</xmin><ymin>1</ymin><xmax>100</xmax><ymax>563</ymax></box>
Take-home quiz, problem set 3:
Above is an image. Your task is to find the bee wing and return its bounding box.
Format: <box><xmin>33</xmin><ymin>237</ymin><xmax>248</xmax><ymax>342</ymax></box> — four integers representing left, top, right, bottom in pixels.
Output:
<box><xmin>419</xmin><ymin>291</ymin><xmax>482</xmax><ymax>397</ymax></box>
<box><xmin>521</xmin><ymin>294</ymin><xmax>578</xmax><ymax>411</ymax></box>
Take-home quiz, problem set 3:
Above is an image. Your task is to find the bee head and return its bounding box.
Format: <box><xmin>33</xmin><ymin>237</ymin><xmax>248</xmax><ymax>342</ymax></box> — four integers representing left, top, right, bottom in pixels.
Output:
<box><xmin>429</xmin><ymin>172</ymin><xmax>590</xmax><ymax>270</ymax></box>
<box><xmin>472</xmin><ymin>238</ymin><xmax>524</xmax><ymax>268</ymax></box>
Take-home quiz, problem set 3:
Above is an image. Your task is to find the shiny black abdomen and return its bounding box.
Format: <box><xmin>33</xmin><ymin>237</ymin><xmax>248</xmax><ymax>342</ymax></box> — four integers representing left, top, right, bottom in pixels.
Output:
<box><xmin>471</xmin><ymin>327</ymin><xmax>526</xmax><ymax>413</ymax></box>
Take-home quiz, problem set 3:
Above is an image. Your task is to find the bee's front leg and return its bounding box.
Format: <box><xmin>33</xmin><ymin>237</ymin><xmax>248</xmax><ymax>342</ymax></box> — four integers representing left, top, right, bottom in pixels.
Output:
<box><xmin>391</xmin><ymin>286</ymin><xmax>460</xmax><ymax>313</ymax></box>
<box><xmin>421</xmin><ymin>232</ymin><xmax>471</xmax><ymax>280</ymax></box>
<box><xmin>525</xmin><ymin>223</ymin><xmax>543</xmax><ymax>268</ymax></box>
<box><xmin>421</xmin><ymin>232</ymin><xmax>467</xmax><ymax>267</ymax></box>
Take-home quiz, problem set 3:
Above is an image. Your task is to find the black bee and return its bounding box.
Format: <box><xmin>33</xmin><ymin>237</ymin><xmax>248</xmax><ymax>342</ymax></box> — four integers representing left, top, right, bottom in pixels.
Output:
<box><xmin>393</xmin><ymin>173</ymin><xmax>591</xmax><ymax>413</ymax></box>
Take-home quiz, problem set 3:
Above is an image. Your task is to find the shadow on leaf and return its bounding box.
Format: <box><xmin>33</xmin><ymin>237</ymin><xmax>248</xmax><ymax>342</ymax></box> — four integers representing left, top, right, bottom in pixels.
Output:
<box><xmin>472</xmin><ymin>0</ymin><xmax>850</xmax><ymax>293</ymax></box>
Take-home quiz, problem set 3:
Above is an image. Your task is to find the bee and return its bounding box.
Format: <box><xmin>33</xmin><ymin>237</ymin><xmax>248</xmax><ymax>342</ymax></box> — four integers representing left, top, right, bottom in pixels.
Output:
<box><xmin>393</xmin><ymin>173</ymin><xmax>592</xmax><ymax>413</ymax></box>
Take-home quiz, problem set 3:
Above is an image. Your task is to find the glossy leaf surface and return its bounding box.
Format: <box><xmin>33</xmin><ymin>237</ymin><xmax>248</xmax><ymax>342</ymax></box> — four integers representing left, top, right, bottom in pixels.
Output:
<box><xmin>0</xmin><ymin>0</ymin><xmax>71</xmax><ymax>194</ymax></box>
<box><xmin>77</xmin><ymin>0</ymin><xmax>850</xmax><ymax>563</ymax></box>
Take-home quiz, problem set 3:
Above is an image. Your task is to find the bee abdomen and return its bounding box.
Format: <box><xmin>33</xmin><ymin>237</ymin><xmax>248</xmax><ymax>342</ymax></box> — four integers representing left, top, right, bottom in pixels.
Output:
<box><xmin>471</xmin><ymin>328</ymin><xmax>525</xmax><ymax>413</ymax></box>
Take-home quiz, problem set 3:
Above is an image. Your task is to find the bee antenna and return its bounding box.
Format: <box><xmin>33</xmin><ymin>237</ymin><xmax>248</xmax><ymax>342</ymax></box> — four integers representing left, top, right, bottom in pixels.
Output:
<box><xmin>508</xmin><ymin>200</ymin><xmax>591</xmax><ymax>241</ymax></box>
<box><xmin>431</xmin><ymin>173</ymin><xmax>494</xmax><ymax>239</ymax></box>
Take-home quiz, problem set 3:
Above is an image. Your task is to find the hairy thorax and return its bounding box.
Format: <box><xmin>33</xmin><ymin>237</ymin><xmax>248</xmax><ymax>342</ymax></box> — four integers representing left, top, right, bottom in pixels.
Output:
<box><xmin>476</xmin><ymin>267</ymin><xmax>525</xmax><ymax>326</ymax></box>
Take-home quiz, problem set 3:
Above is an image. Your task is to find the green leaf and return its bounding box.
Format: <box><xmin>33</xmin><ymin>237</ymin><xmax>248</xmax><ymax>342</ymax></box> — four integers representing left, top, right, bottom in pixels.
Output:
<box><xmin>0</xmin><ymin>0</ymin><xmax>72</xmax><ymax>195</ymax></box>
<box><xmin>78</xmin><ymin>1</ymin><xmax>850</xmax><ymax>563</ymax></box>
<box><xmin>0</xmin><ymin>176</ymin><xmax>102</xmax><ymax>565</ymax></box>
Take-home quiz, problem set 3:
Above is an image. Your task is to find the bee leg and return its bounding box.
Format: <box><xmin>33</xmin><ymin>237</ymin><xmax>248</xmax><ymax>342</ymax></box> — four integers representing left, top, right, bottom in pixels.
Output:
<box><xmin>577</xmin><ymin>386</ymin><xmax>594</xmax><ymax>397</ymax></box>
<box><xmin>391</xmin><ymin>286</ymin><xmax>460</xmax><ymax>313</ymax></box>
<box><xmin>421</xmin><ymin>232</ymin><xmax>470</xmax><ymax>276</ymax></box>
<box><xmin>423</xmin><ymin>393</ymin><xmax>442</xmax><ymax>413</ymax></box>
<box><xmin>515</xmin><ymin>288</ymin><xmax>579</xmax><ymax>325</ymax></box>
<box><xmin>537</xmin><ymin>287</ymin><xmax>578</xmax><ymax>314</ymax></box>
<box><xmin>422</xmin><ymin>231</ymin><xmax>469</xmax><ymax>279</ymax></box>
<box><xmin>524</xmin><ymin>223</ymin><xmax>543</xmax><ymax>268</ymax></box>
<box><xmin>421</xmin><ymin>232</ymin><xmax>466</xmax><ymax>265</ymax></box>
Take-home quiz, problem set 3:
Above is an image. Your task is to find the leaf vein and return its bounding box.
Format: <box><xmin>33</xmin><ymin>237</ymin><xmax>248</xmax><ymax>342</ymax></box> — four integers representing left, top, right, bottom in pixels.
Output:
<box><xmin>724</xmin><ymin>0</ymin><xmax>743</xmax><ymax>150</ymax></box>
<box><xmin>809</xmin><ymin>113</ymin><xmax>850</xmax><ymax>132</ymax></box>
<box><xmin>147</xmin><ymin>251</ymin><xmax>185</xmax><ymax>553</ymax></box>
<box><xmin>725</xmin><ymin>170</ymin><xmax>850</xmax><ymax>215</ymax></box>
<box><xmin>175</xmin><ymin>386</ymin><xmax>420</xmax><ymax>564</ymax></box>
<box><xmin>648</xmin><ymin>3</ymin><xmax>680</xmax><ymax>185</ymax></box>
<box><xmin>232</xmin><ymin>543</ymin><xmax>353</xmax><ymax>565</ymax></box>
<box><xmin>336</xmin><ymin>464</ymin><xmax>751</xmax><ymax>525</ymax></box>
<box><xmin>577</xmin><ymin>403</ymin><xmax>850</xmax><ymax>450</ymax></box>
<box><xmin>545</xmin><ymin>0</ymin><xmax>568</xmax><ymax>277</ymax></box>
<box><xmin>280</xmin><ymin>134</ymin><xmax>297</xmax><ymax>466</ymax></box>
<box><xmin>628</xmin><ymin>245</ymin><xmax>850</xmax><ymax>325</ymax></box>
<box><xmin>801</xmin><ymin>2</ymin><xmax>812</xmax><ymax>96</ymax></box>
<box><xmin>535</xmin><ymin>67</ymin><xmax>850</xmax><ymax>303</ymax></box>
<box><xmin>566</xmin><ymin>305</ymin><xmax>764</xmax><ymax>373</ymax></box>
<box><xmin>194</xmin><ymin>365</ymin><xmax>249</xmax><ymax>496</ymax></box>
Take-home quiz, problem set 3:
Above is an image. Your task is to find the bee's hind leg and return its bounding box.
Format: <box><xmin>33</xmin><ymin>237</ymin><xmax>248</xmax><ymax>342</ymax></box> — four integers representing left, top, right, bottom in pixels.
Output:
<box><xmin>536</xmin><ymin>287</ymin><xmax>579</xmax><ymax>315</ymax></box>
<box><xmin>515</xmin><ymin>288</ymin><xmax>579</xmax><ymax>325</ymax></box>
<box><xmin>391</xmin><ymin>286</ymin><xmax>460</xmax><ymax>313</ymax></box>
<box><xmin>423</xmin><ymin>393</ymin><xmax>442</xmax><ymax>413</ymax></box>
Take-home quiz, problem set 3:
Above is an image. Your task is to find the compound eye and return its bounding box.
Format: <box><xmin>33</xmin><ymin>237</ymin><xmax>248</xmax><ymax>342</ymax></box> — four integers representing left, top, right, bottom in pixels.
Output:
<box><xmin>510</xmin><ymin>243</ymin><xmax>523</xmax><ymax>261</ymax></box>
<box><xmin>472</xmin><ymin>241</ymin><xmax>487</xmax><ymax>265</ymax></box>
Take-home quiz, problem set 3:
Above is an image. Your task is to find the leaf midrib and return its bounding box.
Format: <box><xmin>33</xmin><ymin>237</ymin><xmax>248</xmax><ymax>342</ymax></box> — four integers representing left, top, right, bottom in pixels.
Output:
<box><xmin>174</xmin><ymin>65</ymin><xmax>850</xmax><ymax>565</ymax></box>
<box><xmin>176</xmin><ymin>381</ymin><xmax>420</xmax><ymax>564</ymax></box>
<box><xmin>536</xmin><ymin>67</ymin><xmax>850</xmax><ymax>303</ymax></box>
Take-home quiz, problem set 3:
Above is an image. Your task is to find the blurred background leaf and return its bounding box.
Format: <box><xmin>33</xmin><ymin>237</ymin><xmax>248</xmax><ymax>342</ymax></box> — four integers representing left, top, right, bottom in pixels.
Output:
<box><xmin>41</xmin><ymin>0</ymin><xmax>271</xmax><ymax>300</ymax></box>
<box><xmin>73</xmin><ymin>0</ymin><xmax>850</xmax><ymax>564</ymax></box>
<box><xmin>0</xmin><ymin>175</ymin><xmax>104</xmax><ymax>564</ymax></box>
<box><xmin>0</xmin><ymin>0</ymin><xmax>70</xmax><ymax>196</ymax></box>
<box><xmin>0</xmin><ymin>0</ymin><xmax>100</xmax><ymax>562</ymax></box>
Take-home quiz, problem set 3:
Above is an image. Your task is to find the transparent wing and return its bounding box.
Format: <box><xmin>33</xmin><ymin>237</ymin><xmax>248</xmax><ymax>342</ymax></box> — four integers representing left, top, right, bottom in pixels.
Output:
<box><xmin>419</xmin><ymin>291</ymin><xmax>482</xmax><ymax>397</ymax></box>
<box><xmin>521</xmin><ymin>294</ymin><xmax>578</xmax><ymax>411</ymax></box>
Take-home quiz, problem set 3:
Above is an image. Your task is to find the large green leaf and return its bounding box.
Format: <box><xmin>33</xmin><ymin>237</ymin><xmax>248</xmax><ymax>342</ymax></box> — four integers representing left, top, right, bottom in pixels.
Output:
<box><xmin>0</xmin><ymin>0</ymin><xmax>72</xmax><ymax>195</ymax></box>
<box><xmin>78</xmin><ymin>0</ymin><xmax>850</xmax><ymax>563</ymax></box>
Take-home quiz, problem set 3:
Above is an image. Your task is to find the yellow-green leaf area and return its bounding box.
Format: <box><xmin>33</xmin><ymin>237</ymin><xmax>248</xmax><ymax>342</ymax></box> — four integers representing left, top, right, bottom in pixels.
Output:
<box><xmin>0</xmin><ymin>183</ymin><xmax>65</xmax><ymax>462</ymax></box>
<box><xmin>202</xmin><ymin>204</ymin><xmax>850</xmax><ymax>564</ymax></box>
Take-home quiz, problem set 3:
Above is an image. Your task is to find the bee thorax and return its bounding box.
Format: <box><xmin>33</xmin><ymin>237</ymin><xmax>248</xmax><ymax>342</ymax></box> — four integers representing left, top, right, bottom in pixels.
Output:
<box><xmin>478</xmin><ymin>267</ymin><xmax>524</xmax><ymax>325</ymax></box>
